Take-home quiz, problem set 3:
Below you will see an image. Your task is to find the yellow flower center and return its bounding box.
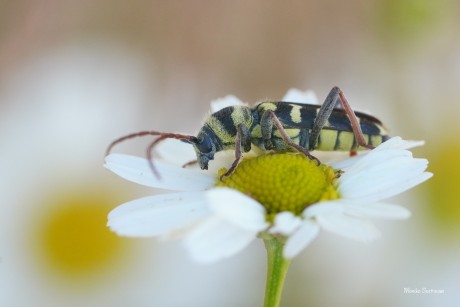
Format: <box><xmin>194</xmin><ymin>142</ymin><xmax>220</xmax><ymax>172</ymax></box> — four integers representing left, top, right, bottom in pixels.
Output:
<box><xmin>33</xmin><ymin>188</ymin><xmax>134</xmax><ymax>282</ymax></box>
<box><xmin>216</xmin><ymin>153</ymin><xmax>340</xmax><ymax>219</ymax></box>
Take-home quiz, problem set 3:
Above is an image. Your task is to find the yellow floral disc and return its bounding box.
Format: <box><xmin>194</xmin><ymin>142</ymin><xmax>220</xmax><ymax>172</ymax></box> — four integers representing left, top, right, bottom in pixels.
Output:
<box><xmin>216</xmin><ymin>153</ymin><xmax>340</xmax><ymax>217</ymax></box>
<box><xmin>34</xmin><ymin>188</ymin><xmax>132</xmax><ymax>280</ymax></box>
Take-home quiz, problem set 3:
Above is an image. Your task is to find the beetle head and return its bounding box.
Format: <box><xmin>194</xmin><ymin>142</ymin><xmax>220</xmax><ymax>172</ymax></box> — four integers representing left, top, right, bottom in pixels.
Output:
<box><xmin>184</xmin><ymin>132</ymin><xmax>216</xmax><ymax>170</ymax></box>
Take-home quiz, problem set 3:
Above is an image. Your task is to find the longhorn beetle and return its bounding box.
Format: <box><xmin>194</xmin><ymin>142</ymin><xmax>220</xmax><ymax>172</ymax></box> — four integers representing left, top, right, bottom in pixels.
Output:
<box><xmin>106</xmin><ymin>87</ymin><xmax>390</xmax><ymax>179</ymax></box>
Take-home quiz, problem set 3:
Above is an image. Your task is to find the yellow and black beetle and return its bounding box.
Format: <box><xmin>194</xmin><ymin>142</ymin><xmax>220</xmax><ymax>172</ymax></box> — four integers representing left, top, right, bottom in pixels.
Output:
<box><xmin>107</xmin><ymin>87</ymin><xmax>389</xmax><ymax>179</ymax></box>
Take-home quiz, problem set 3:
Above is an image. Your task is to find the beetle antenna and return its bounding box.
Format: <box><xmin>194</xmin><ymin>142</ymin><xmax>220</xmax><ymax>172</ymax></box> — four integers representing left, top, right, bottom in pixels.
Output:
<box><xmin>106</xmin><ymin>131</ymin><xmax>163</xmax><ymax>156</ymax></box>
<box><xmin>106</xmin><ymin>130</ymin><xmax>198</xmax><ymax>179</ymax></box>
<box><xmin>145</xmin><ymin>133</ymin><xmax>198</xmax><ymax>179</ymax></box>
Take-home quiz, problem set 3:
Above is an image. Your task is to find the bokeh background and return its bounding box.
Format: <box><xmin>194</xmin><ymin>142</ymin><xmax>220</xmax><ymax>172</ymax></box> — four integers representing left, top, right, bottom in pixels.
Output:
<box><xmin>1</xmin><ymin>1</ymin><xmax>459</xmax><ymax>306</ymax></box>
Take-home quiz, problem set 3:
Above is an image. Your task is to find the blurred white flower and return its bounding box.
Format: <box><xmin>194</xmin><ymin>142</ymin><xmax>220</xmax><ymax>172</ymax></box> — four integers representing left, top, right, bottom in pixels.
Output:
<box><xmin>0</xmin><ymin>43</ymin><xmax>158</xmax><ymax>307</ymax></box>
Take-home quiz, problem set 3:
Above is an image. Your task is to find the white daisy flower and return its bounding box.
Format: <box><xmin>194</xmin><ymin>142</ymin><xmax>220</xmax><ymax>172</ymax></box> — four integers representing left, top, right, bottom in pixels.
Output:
<box><xmin>105</xmin><ymin>91</ymin><xmax>432</xmax><ymax>263</ymax></box>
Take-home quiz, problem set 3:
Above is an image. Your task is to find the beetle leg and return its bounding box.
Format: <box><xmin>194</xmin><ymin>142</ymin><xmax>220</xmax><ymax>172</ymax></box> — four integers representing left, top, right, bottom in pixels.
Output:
<box><xmin>240</xmin><ymin>124</ymin><xmax>252</xmax><ymax>152</ymax></box>
<box><xmin>309</xmin><ymin>87</ymin><xmax>341</xmax><ymax>150</ymax></box>
<box><xmin>262</xmin><ymin>110</ymin><xmax>320</xmax><ymax>164</ymax></box>
<box><xmin>310</xmin><ymin>86</ymin><xmax>374</xmax><ymax>153</ymax></box>
<box><xmin>220</xmin><ymin>124</ymin><xmax>250</xmax><ymax>180</ymax></box>
<box><xmin>260</xmin><ymin>110</ymin><xmax>275</xmax><ymax>150</ymax></box>
<box><xmin>337</xmin><ymin>88</ymin><xmax>375</xmax><ymax>150</ymax></box>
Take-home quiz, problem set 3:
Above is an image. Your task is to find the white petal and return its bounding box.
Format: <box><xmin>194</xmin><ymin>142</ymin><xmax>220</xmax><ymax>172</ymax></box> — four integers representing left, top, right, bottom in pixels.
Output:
<box><xmin>339</xmin><ymin>147</ymin><xmax>413</xmax><ymax>174</ymax></box>
<box><xmin>328</xmin><ymin>153</ymin><xmax>366</xmax><ymax>170</ymax></box>
<box><xmin>210</xmin><ymin>95</ymin><xmax>245</xmax><ymax>113</ymax></box>
<box><xmin>316</xmin><ymin>214</ymin><xmax>381</xmax><ymax>242</ymax></box>
<box><xmin>184</xmin><ymin>215</ymin><xmax>258</xmax><ymax>263</ymax></box>
<box><xmin>269</xmin><ymin>211</ymin><xmax>303</xmax><ymax>235</ymax></box>
<box><xmin>339</xmin><ymin>155</ymin><xmax>432</xmax><ymax>202</ymax></box>
<box><xmin>342</xmin><ymin>202</ymin><xmax>411</xmax><ymax>219</ymax></box>
<box><xmin>206</xmin><ymin>188</ymin><xmax>268</xmax><ymax>231</ymax></box>
<box><xmin>305</xmin><ymin>200</ymin><xmax>411</xmax><ymax>220</ymax></box>
<box><xmin>155</xmin><ymin>138</ymin><xmax>197</xmax><ymax>166</ymax></box>
<box><xmin>345</xmin><ymin>172</ymin><xmax>432</xmax><ymax>203</ymax></box>
<box><xmin>282</xmin><ymin>88</ymin><xmax>318</xmax><ymax>104</ymax></box>
<box><xmin>372</xmin><ymin>136</ymin><xmax>425</xmax><ymax>151</ymax></box>
<box><xmin>283</xmin><ymin>220</ymin><xmax>320</xmax><ymax>258</ymax></box>
<box><xmin>337</xmin><ymin>144</ymin><xmax>432</xmax><ymax>202</ymax></box>
<box><xmin>303</xmin><ymin>201</ymin><xmax>345</xmax><ymax>217</ymax></box>
<box><xmin>329</xmin><ymin>137</ymin><xmax>426</xmax><ymax>170</ymax></box>
<box><xmin>105</xmin><ymin>153</ymin><xmax>215</xmax><ymax>191</ymax></box>
<box><xmin>107</xmin><ymin>191</ymin><xmax>210</xmax><ymax>237</ymax></box>
<box><xmin>339</xmin><ymin>153</ymin><xmax>423</xmax><ymax>187</ymax></box>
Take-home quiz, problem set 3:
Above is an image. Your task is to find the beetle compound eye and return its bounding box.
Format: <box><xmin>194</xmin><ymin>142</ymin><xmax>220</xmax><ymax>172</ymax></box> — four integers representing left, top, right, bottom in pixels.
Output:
<box><xmin>198</xmin><ymin>137</ymin><xmax>214</xmax><ymax>153</ymax></box>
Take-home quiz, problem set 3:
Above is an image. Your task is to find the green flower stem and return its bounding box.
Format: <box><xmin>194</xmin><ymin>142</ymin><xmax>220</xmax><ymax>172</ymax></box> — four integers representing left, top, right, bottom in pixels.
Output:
<box><xmin>263</xmin><ymin>236</ymin><xmax>291</xmax><ymax>307</ymax></box>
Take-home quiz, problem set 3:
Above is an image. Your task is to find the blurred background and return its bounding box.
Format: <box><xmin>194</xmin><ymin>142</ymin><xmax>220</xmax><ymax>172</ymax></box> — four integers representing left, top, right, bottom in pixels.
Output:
<box><xmin>0</xmin><ymin>1</ymin><xmax>459</xmax><ymax>306</ymax></box>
